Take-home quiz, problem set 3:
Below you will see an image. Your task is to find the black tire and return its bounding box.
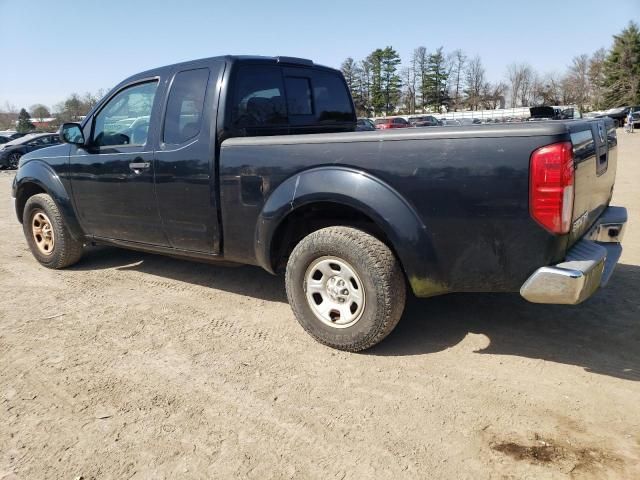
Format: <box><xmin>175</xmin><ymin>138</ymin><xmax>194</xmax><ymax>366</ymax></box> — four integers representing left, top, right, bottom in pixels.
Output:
<box><xmin>285</xmin><ymin>226</ymin><xmax>406</xmax><ymax>352</ymax></box>
<box><xmin>8</xmin><ymin>152</ymin><xmax>22</xmax><ymax>169</ymax></box>
<box><xmin>22</xmin><ymin>193</ymin><xmax>84</xmax><ymax>269</ymax></box>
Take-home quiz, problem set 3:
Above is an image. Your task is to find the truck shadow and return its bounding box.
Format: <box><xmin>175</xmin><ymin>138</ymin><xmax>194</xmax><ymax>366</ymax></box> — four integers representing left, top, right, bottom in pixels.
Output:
<box><xmin>72</xmin><ymin>248</ymin><xmax>639</xmax><ymax>382</ymax></box>
<box><xmin>370</xmin><ymin>263</ymin><xmax>640</xmax><ymax>382</ymax></box>
<box><xmin>70</xmin><ymin>246</ymin><xmax>288</xmax><ymax>303</ymax></box>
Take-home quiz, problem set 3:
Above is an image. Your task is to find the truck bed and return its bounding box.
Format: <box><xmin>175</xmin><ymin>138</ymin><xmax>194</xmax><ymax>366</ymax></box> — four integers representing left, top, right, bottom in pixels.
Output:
<box><xmin>220</xmin><ymin>119</ymin><xmax>616</xmax><ymax>294</ymax></box>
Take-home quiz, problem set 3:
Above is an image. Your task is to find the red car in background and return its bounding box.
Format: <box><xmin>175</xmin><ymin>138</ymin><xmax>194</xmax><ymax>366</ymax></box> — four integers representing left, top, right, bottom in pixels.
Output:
<box><xmin>374</xmin><ymin>117</ymin><xmax>410</xmax><ymax>129</ymax></box>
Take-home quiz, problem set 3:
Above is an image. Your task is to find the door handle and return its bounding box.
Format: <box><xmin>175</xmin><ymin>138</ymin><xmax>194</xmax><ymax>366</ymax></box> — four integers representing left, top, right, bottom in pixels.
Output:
<box><xmin>129</xmin><ymin>161</ymin><xmax>151</xmax><ymax>174</ymax></box>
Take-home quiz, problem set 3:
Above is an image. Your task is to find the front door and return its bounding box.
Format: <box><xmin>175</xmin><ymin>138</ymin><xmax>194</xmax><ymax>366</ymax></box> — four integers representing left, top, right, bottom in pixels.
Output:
<box><xmin>69</xmin><ymin>79</ymin><xmax>169</xmax><ymax>245</ymax></box>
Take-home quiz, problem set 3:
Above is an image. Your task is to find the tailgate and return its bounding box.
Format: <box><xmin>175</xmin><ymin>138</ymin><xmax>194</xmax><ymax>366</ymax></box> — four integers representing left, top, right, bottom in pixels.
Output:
<box><xmin>568</xmin><ymin>118</ymin><xmax>618</xmax><ymax>246</ymax></box>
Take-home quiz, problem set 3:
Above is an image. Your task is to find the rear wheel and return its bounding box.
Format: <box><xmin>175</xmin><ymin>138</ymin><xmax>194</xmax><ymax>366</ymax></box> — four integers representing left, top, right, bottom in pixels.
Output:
<box><xmin>285</xmin><ymin>226</ymin><xmax>406</xmax><ymax>351</ymax></box>
<box><xmin>23</xmin><ymin>193</ymin><xmax>84</xmax><ymax>269</ymax></box>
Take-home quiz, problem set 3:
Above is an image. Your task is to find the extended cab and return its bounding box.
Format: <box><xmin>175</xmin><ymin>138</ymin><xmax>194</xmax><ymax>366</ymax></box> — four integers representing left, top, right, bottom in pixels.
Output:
<box><xmin>12</xmin><ymin>55</ymin><xmax>627</xmax><ymax>351</ymax></box>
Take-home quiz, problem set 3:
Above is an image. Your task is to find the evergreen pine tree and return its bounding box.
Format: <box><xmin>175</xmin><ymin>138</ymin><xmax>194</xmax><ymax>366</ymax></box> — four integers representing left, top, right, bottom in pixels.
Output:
<box><xmin>602</xmin><ymin>21</ymin><xmax>640</xmax><ymax>107</ymax></box>
<box><xmin>16</xmin><ymin>108</ymin><xmax>34</xmax><ymax>133</ymax></box>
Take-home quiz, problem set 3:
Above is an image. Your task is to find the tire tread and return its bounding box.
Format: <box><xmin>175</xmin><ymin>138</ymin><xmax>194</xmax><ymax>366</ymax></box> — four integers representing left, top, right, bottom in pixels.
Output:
<box><xmin>23</xmin><ymin>193</ymin><xmax>83</xmax><ymax>269</ymax></box>
<box><xmin>285</xmin><ymin>226</ymin><xmax>406</xmax><ymax>352</ymax></box>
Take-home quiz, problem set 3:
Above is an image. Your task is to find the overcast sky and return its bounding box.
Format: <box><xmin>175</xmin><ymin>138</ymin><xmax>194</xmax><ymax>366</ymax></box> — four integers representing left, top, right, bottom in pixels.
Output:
<box><xmin>1</xmin><ymin>0</ymin><xmax>638</xmax><ymax>111</ymax></box>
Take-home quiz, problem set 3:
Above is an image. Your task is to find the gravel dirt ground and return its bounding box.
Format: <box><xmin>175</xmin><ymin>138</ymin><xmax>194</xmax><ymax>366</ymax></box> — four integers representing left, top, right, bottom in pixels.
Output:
<box><xmin>1</xmin><ymin>131</ymin><xmax>639</xmax><ymax>480</ymax></box>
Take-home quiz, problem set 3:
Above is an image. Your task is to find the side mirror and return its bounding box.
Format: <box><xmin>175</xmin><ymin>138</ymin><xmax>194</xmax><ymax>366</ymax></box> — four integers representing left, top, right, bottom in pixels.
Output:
<box><xmin>59</xmin><ymin>122</ymin><xmax>85</xmax><ymax>145</ymax></box>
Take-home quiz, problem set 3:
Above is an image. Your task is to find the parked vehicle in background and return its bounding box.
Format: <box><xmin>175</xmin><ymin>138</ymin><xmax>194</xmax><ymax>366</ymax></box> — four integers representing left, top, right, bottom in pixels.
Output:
<box><xmin>441</xmin><ymin>119</ymin><xmax>462</xmax><ymax>126</ymax></box>
<box><xmin>374</xmin><ymin>117</ymin><xmax>410</xmax><ymax>129</ymax></box>
<box><xmin>0</xmin><ymin>135</ymin><xmax>11</xmax><ymax>144</ymax></box>
<box><xmin>408</xmin><ymin>115</ymin><xmax>440</xmax><ymax>127</ymax></box>
<box><xmin>631</xmin><ymin>112</ymin><xmax>640</xmax><ymax>127</ymax></box>
<box><xmin>596</xmin><ymin>106</ymin><xmax>630</xmax><ymax>127</ymax></box>
<box><xmin>7</xmin><ymin>132</ymin><xmax>29</xmax><ymax>140</ymax></box>
<box><xmin>12</xmin><ymin>54</ymin><xmax>628</xmax><ymax>352</ymax></box>
<box><xmin>530</xmin><ymin>106</ymin><xmax>581</xmax><ymax>121</ymax></box>
<box><xmin>356</xmin><ymin>118</ymin><xmax>375</xmax><ymax>131</ymax></box>
<box><xmin>0</xmin><ymin>133</ymin><xmax>61</xmax><ymax>169</ymax></box>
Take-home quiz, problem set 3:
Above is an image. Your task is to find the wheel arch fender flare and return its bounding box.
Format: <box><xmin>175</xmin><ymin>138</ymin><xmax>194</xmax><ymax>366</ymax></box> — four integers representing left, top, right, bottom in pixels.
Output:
<box><xmin>13</xmin><ymin>160</ymin><xmax>84</xmax><ymax>241</ymax></box>
<box><xmin>255</xmin><ymin>166</ymin><xmax>448</xmax><ymax>297</ymax></box>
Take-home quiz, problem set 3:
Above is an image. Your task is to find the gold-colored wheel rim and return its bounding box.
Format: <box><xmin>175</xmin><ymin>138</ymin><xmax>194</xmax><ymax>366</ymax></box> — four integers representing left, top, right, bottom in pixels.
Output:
<box><xmin>31</xmin><ymin>211</ymin><xmax>55</xmax><ymax>255</ymax></box>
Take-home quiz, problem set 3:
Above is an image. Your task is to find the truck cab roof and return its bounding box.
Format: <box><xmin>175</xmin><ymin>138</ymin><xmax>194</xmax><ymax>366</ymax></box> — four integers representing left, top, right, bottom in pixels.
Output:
<box><xmin>121</xmin><ymin>55</ymin><xmax>335</xmax><ymax>86</ymax></box>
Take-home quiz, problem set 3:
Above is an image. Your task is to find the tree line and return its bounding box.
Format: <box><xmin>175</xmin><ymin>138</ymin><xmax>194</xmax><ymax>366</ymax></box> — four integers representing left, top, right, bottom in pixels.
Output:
<box><xmin>2</xmin><ymin>21</ymin><xmax>638</xmax><ymax>130</ymax></box>
<box><xmin>342</xmin><ymin>21</ymin><xmax>640</xmax><ymax>117</ymax></box>
<box><xmin>0</xmin><ymin>90</ymin><xmax>106</xmax><ymax>132</ymax></box>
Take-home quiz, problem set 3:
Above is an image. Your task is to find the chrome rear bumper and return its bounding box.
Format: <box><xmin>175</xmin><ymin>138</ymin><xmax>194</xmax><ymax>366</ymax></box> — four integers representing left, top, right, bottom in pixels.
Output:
<box><xmin>520</xmin><ymin>206</ymin><xmax>627</xmax><ymax>305</ymax></box>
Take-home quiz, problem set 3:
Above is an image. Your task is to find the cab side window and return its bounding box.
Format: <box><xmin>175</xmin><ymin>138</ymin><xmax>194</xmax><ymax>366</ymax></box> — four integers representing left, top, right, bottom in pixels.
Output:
<box><xmin>163</xmin><ymin>68</ymin><xmax>210</xmax><ymax>144</ymax></box>
<box><xmin>92</xmin><ymin>81</ymin><xmax>158</xmax><ymax>148</ymax></box>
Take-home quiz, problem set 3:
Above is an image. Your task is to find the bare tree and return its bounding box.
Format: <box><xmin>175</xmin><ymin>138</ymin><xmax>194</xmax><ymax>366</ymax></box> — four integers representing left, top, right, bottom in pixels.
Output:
<box><xmin>464</xmin><ymin>56</ymin><xmax>485</xmax><ymax>111</ymax></box>
<box><xmin>506</xmin><ymin>63</ymin><xmax>522</xmax><ymax>107</ymax></box>
<box><xmin>565</xmin><ymin>54</ymin><xmax>591</xmax><ymax>111</ymax></box>
<box><xmin>449</xmin><ymin>50</ymin><xmax>466</xmax><ymax>111</ymax></box>
<box><xmin>537</xmin><ymin>72</ymin><xmax>563</xmax><ymax>105</ymax></box>
<box><xmin>481</xmin><ymin>81</ymin><xmax>507</xmax><ymax>109</ymax></box>
<box><xmin>401</xmin><ymin>67</ymin><xmax>416</xmax><ymax>114</ymax></box>
<box><xmin>360</xmin><ymin>59</ymin><xmax>373</xmax><ymax>116</ymax></box>
<box><xmin>413</xmin><ymin>46</ymin><xmax>428</xmax><ymax>112</ymax></box>
<box><xmin>0</xmin><ymin>102</ymin><xmax>18</xmax><ymax>129</ymax></box>
<box><xmin>506</xmin><ymin>63</ymin><xmax>534</xmax><ymax>107</ymax></box>
<box><xmin>30</xmin><ymin>104</ymin><xmax>51</xmax><ymax>122</ymax></box>
<box><xmin>2</xmin><ymin>101</ymin><xmax>18</xmax><ymax>114</ymax></box>
<box><xmin>519</xmin><ymin>66</ymin><xmax>535</xmax><ymax>106</ymax></box>
<box><xmin>588</xmin><ymin>48</ymin><xmax>607</xmax><ymax>110</ymax></box>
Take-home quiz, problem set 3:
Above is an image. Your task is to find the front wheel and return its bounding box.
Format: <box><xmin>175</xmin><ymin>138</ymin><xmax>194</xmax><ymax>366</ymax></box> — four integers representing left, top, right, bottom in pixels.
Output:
<box><xmin>22</xmin><ymin>193</ymin><xmax>84</xmax><ymax>269</ymax></box>
<box><xmin>285</xmin><ymin>226</ymin><xmax>406</xmax><ymax>352</ymax></box>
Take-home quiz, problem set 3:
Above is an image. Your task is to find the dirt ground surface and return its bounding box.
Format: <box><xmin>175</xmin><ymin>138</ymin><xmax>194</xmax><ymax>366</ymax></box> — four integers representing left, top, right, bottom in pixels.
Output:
<box><xmin>1</xmin><ymin>131</ymin><xmax>639</xmax><ymax>480</ymax></box>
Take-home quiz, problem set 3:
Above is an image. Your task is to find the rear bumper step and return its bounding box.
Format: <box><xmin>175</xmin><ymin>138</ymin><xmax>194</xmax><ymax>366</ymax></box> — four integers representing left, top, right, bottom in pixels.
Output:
<box><xmin>520</xmin><ymin>206</ymin><xmax>627</xmax><ymax>305</ymax></box>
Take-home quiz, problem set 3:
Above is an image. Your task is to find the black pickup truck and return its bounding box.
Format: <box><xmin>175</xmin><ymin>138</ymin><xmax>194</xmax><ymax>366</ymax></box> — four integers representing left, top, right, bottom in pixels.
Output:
<box><xmin>12</xmin><ymin>55</ymin><xmax>627</xmax><ymax>351</ymax></box>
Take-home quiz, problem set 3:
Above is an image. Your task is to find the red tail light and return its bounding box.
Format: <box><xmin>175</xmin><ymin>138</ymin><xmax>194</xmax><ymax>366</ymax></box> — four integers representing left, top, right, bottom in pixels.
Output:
<box><xmin>529</xmin><ymin>141</ymin><xmax>574</xmax><ymax>234</ymax></box>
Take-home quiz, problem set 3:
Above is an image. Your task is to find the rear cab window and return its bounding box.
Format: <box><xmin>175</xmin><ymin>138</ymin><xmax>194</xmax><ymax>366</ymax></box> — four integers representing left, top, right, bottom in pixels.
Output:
<box><xmin>227</xmin><ymin>62</ymin><xmax>355</xmax><ymax>138</ymax></box>
<box><xmin>284</xmin><ymin>77</ymin><xmax>313</xmax><ymax>115</ymax></box>
<box><xmin>231</xmin><ymin>65</ymin><xmax>287</xmax><ymax>132</ymax></box>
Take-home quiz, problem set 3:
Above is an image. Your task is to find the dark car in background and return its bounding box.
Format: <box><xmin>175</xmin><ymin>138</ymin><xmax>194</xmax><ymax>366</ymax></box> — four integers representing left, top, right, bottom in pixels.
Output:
<box><xmin>374</xmin><ymin>117</ymin><xmax>410</xmax><ymax>129</ymax></box>
<box><xmin>408</xmin><ymin>115</ymin><xmax>440</xmax><ymax>127</ymax></box>
<box><xmin>530</xmin><ymin>106</ymin><xmax>581</xmax><ymax>121</ymax></box>
<box><xmin>0</xmin><ymin>135</ymin><xmax>11</xmax><ymax>144</ymax></box>
<box><xmin>0</xmin><ymin>133</ymin><xmax>60</xmax><ymax>169</ymax></box>
<box><xmin>458</xmin><ymin>118</ymin><xmax>482</xmax><ymax>126</ymax></box>
<box><xmin>356</xmin><ymin>118</ymin><xmax>375</xmax><ymax>131</ymax></box>
<box><xmin>11</xmin><ymin>132</ymin><xmax>28</xmax><ymax>140</ymax></box>
<box><xmin>595</xmin><ymin>106</ymin><xmax>630</xmax><ymax>127</ymax></box>
<box><xmin>0</xmin><ymin>132</ymin><xmax>28</xmax><ymax>141</ymax></box>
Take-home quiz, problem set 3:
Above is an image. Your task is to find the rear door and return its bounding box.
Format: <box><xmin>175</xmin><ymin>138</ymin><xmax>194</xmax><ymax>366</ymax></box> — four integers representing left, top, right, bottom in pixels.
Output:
<box><xmin>568</xmin><ymin>118</ymin><xmax>617</xmax><ymax>245</ymax></box>
<box><xmin>69</xmin><ymin>79</ymin><xmax>168</xmax><ymax>245</ymax></box>
<box><xmin>154</xmin><ymin>60</ymin><xmax>225</xmax><ymax>253</ymax></box>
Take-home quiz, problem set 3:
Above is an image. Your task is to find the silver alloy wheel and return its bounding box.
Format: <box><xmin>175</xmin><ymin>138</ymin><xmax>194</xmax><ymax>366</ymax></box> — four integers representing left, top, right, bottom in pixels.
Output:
<box><xmin>304</xmin><ymin>256</ymin><xmax>366</xmax><ymax>328</ymax></box>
